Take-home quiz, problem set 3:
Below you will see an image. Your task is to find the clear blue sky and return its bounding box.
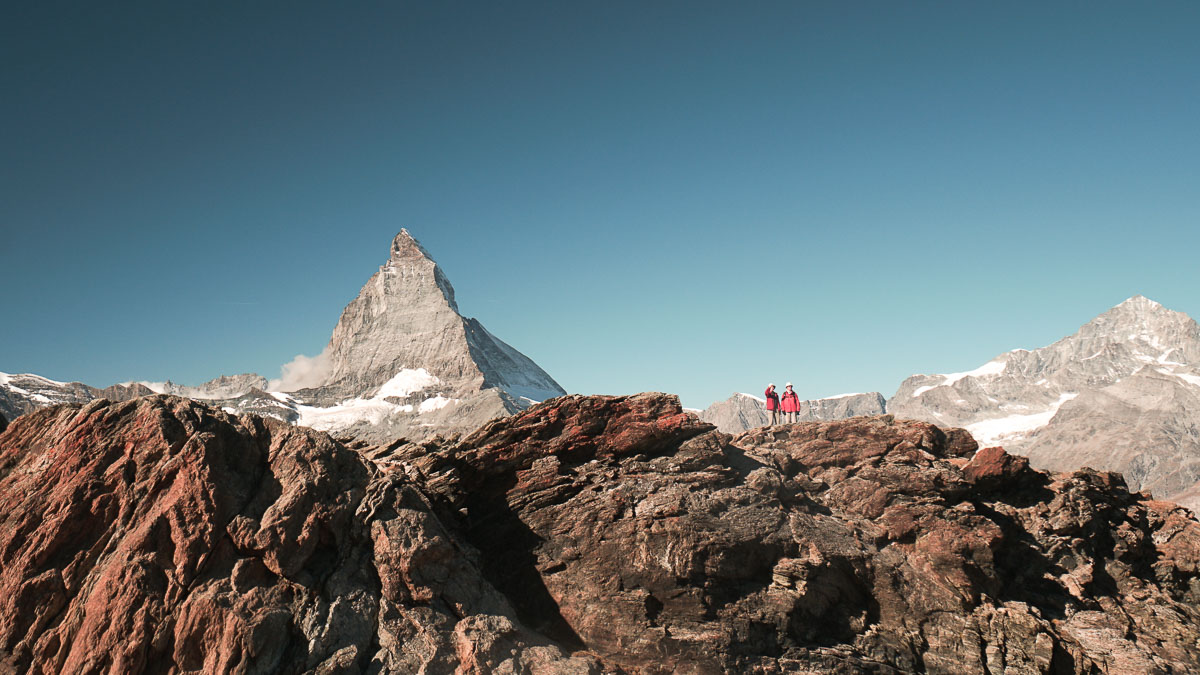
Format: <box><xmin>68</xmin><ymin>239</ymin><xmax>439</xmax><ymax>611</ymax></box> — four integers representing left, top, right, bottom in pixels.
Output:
<box><xmin>3</xmin><ymin>2</ymin><xmax>1199</xmax><ymax>409</ymax></box>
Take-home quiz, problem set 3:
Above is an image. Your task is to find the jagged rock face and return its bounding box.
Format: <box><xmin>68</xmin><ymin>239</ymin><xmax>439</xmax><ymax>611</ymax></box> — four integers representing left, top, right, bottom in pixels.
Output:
<box><xmin>701</xmin><ymin>391</ymin><xmax>887</xmax><ymax>434</ymax></box>
<box><xmin>0</xmin><ymin>396</ymin><xmax>596</xmax><ymax>674</ymax></box>
<box><xmin>6</xmin><ymin>394</ymin><xmax>1186</xmax><ymax>672</ymax></box>
<box><xmin>407</xmin><ymin>401</ymin><xmax>1200</xmax><ymax>673</ymax></box>
<box><xmin>888</xmin><ymin>295</ymin><xmax>1200</xmax><ymax>507</ymax></box>
<box><xmin>318</xmin><ymin>230</ymin><xmax>478</xmax><ymax>399</ymax></box>
<box><xmin>314</xmin><ymin>230</ymin><xmax>563</xmax><ymax>405</ymax></box>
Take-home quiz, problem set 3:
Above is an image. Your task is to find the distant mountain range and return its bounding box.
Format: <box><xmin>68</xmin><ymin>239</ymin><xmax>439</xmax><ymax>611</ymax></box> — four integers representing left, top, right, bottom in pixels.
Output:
<box><xmin>889</xmin><ymin>295</ymin><xmax>1200</xmax><ymax>509</ymax></box>
<box><xmin>699</xmin><ymin>295</ymin><xmax>1200</xmax><ymax>509</ymax></box>
<box><xmin>699</xmin><ymin>391</ymin><xmax>887</xmax><ymax>433</ymax></box>
<box><xmin>4</xmin><ymin>237</ymin><xmax>1200</xmax><ymax>510</ymax></box>
<box><xmin>1</xmin><ymin>230</ymin><xmax>564</xmax><ymax>441</ymax></box>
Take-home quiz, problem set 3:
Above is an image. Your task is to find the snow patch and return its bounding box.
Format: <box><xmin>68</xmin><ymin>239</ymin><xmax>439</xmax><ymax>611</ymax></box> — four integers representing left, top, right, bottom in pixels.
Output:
<box><xmin>418</xmin><ymin>395</ymin><xmax>454</xmax><ymax>413</ymax></box>
<box><xmin>912</xmin><ymin>359</ymin><xmax>1007</xmax><ymax>398</ymax></box>
<box><xmin>292</xmin><ymin>368</ymin><xmax>440</xmax><ymax>431</ymax></box>
<box><xmin>966</xmin><ymin>393</ymin><xmax>1078</xmax><ymax>448</ymax></box>
<box><xmin>4</xmin><ymin>372</ymin><xmax>68</xmax><ymax>387</ymax></box>
<box><xmin>1157</xmin><ymin>370</ymin><xmax>1200</xmax><ymax>388</ymax></box>
<box><xmin>824</xmin><ymin>392</ymin><xmax>865</xmax><ymax>400</ymax></box>
<box><xmin>1178</xmin><ymin>374</ymin><xmax>1200</xmax><ymax>387</ymax></box>
<box><xmin>376</xmin><ymin>368</ymin><xmax>439</xmax><ymax>398</ymax></box>
<box><xmin>911</xmin><ymin>384</ymin><xmax>941</xmax><ymax>398</ymax></box>
<box><xmin>295</xmin><ymin>397</ymin><xmax>414</xmax><ymax>431</ymax></box>
<box><xmin>942</xmin><ymin>359</ymin><xmax>1007</xmax><ymax>386</ymax></box>
<box><xmin>1157</xmin><ymin>349</ymin><xmax>1185</xmax><ymax>366</ymax></box>
<box><xmin>737</xmin><ymin>392</ymin><xmax>766</xmax><ymax>403</ymax></box>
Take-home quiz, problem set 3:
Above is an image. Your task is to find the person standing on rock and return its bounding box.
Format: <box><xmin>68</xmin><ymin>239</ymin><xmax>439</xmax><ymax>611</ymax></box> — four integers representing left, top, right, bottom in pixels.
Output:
<box><xmin>781</xmin><ymin>383</ymin><xmax>801</xmax><ymax>423</ymax></box>
<box><xmin>764</xmin><ymin>384</ymin><xmax>781</xmax><ymax>425</ymax></box>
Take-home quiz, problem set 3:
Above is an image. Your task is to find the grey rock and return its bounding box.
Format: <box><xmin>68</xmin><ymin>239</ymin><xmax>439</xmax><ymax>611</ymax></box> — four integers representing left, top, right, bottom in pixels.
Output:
<box><xmin>0</xmin><ymin>372</ymin><xmax>153</xmax><ymax>422</ymax></box>
<box><xmin>700</xmin><ymin>391</ymin><xmax>887</xmax><ymax>434</ymax></box>
<box><xmin>888</xmin><ymin>295</ymin><xmax>1200</xmax><ymax>507</ymax></box>
<box><xmin>148</xmin><ymin>373</ymin><xmax>269</xmax><ymax>399</ymax></box>
<box><xmin>316</xmin><ymin>230</ymin><xmax>562</xmax><ymax>405</ymax></box>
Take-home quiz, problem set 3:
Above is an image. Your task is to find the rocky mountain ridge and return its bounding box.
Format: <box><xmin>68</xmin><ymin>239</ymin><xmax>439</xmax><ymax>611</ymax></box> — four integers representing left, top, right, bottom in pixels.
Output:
<box><xmin>2</xmin><ymin>392</ymin><xmax>1199</xmax><ymax>673</ymax></box>
<box><xmin>700</xmin><ymin>391</ymin><xmax>887</xmax><ymax>434</ymax></box>
<box><xmin>0</xmin><ymin>372</ymin><xmax>154</xmax><ymax>422</ymax></box>
<box><xmin>889</xmin><ymin>295</ymin><xmax>1200</xmax><ymax>508</ymax></box>
<box><xmin>1</xmin><ymin>230</ymin><xmax>565</xmax><ymax>443</ymax></box>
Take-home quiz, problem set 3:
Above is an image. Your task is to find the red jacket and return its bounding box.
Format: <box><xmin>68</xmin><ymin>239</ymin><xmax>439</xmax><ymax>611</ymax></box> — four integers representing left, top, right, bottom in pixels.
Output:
<box><xmin>764</xmin><ymin>388</ymin><xmax>780</xmax><ymax>411</ymax></box>
<box><xmin>780</xmin><ymin>390</ymin><xmax>801</xmax><ymax>413</ymax></box>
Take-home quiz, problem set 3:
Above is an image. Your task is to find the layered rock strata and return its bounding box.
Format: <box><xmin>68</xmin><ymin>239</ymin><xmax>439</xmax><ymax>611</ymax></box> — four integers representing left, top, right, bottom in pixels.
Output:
<box><xmin>3</xmin><ymin>393</ymin><xmax>1199</xmax><ymax>673</ymax></box>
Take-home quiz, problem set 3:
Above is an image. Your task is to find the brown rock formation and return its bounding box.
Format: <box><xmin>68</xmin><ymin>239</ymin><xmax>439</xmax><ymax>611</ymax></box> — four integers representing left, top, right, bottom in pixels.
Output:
<box><xmin>0</xmin><ymin>397</ymin><xmax>594</xmax><ymax>674</ymax></box>
<box><xmin>2</xmin><ymin>393</ymin><xmax>1199</xmax><ymax>673</ymax></box>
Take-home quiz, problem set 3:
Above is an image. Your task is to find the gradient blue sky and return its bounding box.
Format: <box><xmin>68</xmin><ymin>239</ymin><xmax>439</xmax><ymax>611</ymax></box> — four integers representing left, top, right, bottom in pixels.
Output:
<box><xmin>4</xmin><ymin>2</ymin><xmax>1199</xmax><ymax>408</ymax></box>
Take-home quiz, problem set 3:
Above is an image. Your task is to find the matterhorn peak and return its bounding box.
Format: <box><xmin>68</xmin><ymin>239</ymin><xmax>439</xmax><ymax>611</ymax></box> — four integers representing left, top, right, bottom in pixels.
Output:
<box><xmin>287</xmin><ymin>229</ymin><xmax>565</xmax><ymax>438</ymax></box>
<box><xmin>389</xmin><ymin>228</ymin><xmax>435</xmax><ymax>263</ymax></box>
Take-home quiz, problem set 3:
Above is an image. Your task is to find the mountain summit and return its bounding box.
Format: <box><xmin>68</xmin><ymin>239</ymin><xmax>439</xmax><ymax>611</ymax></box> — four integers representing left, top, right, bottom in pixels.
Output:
<box><xmin>260</xmin><ymin>229</ymin><xmax>565</xmax><ymax>439</ymax></box>
<box><xmin>889</xmin><ymin>295</ymin><xmax>1200</xmax><ymax>506</ymax></box>
<box><xmin>1</xmin><ymin>230</ymin><xmax>565</xmax><ymax>442</ymax></box>
<box><xmin>313</xmin><ymin>229</ymin><xmax>562</xmax><ymax>407</ymax></box>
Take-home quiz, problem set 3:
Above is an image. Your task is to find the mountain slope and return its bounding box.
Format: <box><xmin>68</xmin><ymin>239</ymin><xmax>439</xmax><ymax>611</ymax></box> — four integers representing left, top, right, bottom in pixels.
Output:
<box><xmin>889</xmin><ymin>295</ymin><xmax>1200</xmax><ymax>506</ymax></box>
<box><xmin>259</xmin><ymin>229</ymin><xmax>565</xmax><ymax>439</ymax></box>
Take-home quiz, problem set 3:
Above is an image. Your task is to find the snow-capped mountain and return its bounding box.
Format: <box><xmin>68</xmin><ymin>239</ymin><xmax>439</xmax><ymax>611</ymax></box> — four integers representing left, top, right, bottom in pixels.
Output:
<box><xmin>0</xmin><ymin>372</ymin><xmax>153</xmax><ymax>421</ymax></box>
<box><xmin>700</xmin><ymin>391</ymin><xmax>886</xmax><ymax>434</ymax></box>
<box><xmin>141</xmin><ymin>373</ymin><xmax>270</xmax><ymax>400</ymax></box>
<box><xmin>2</xmin><ymin>230</ymin><xmax>565</xmax><ymax>442</ymax></box>
<box><xmin>888</xmin><ymin>295</ymin><xmax>1200</xmax><ymax>507</ymax></box>
<box><xmin>213</xmin><ymin>229</ymin><xmax>566</xmax><ymax>439</ymax></box>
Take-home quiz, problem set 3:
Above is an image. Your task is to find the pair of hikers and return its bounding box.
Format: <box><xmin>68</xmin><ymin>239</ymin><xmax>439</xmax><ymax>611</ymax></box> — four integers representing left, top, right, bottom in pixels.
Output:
<box><xmin>763</xmin><ymin>383</ymin><xmax>801</xmax><ymax>425</ymax></box>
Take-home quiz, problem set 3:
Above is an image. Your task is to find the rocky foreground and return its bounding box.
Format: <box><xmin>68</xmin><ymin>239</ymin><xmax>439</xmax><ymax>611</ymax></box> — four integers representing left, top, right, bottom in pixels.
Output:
<box><xmin>1</xmin><ymin>395</ymin><xmax>1199</xmax><ymax>674</ymax></box>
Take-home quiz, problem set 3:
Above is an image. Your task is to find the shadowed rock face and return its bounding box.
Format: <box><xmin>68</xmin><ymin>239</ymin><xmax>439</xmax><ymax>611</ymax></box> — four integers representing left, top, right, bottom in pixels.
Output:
<box><xmin>3</xmin><ymin>394</ymin><xmax>1199</xmax><ymax>673</ymax></box>
<box><xmin>0</xmin><ymin>396</ymin><xmax>595</xmax><ymax>674</ymax></box>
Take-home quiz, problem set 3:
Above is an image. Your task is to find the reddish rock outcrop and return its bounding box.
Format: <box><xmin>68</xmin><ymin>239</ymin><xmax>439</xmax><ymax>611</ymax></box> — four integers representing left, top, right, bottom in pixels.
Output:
<box><xmin>0</xmin><ymin>396</ymin><xmax>595</xmax><ymax>674</ymax></box>
<box><xmin>2</xmin><ymin>394</ymin><xmax>1199</xmax><ymax>673</ymax></box>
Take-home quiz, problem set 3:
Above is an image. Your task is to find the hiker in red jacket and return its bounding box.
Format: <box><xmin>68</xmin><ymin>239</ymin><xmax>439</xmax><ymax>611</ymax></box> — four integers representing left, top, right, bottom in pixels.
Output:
<box><xmin>764</xmin><ymin>384</ymin><xmax>780</xmax><ymax>425</ymax></box>
<box><xmin>780</xmin><ymin>382</ymin><xmax>801</xmax><ymax>423</ymax></box>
